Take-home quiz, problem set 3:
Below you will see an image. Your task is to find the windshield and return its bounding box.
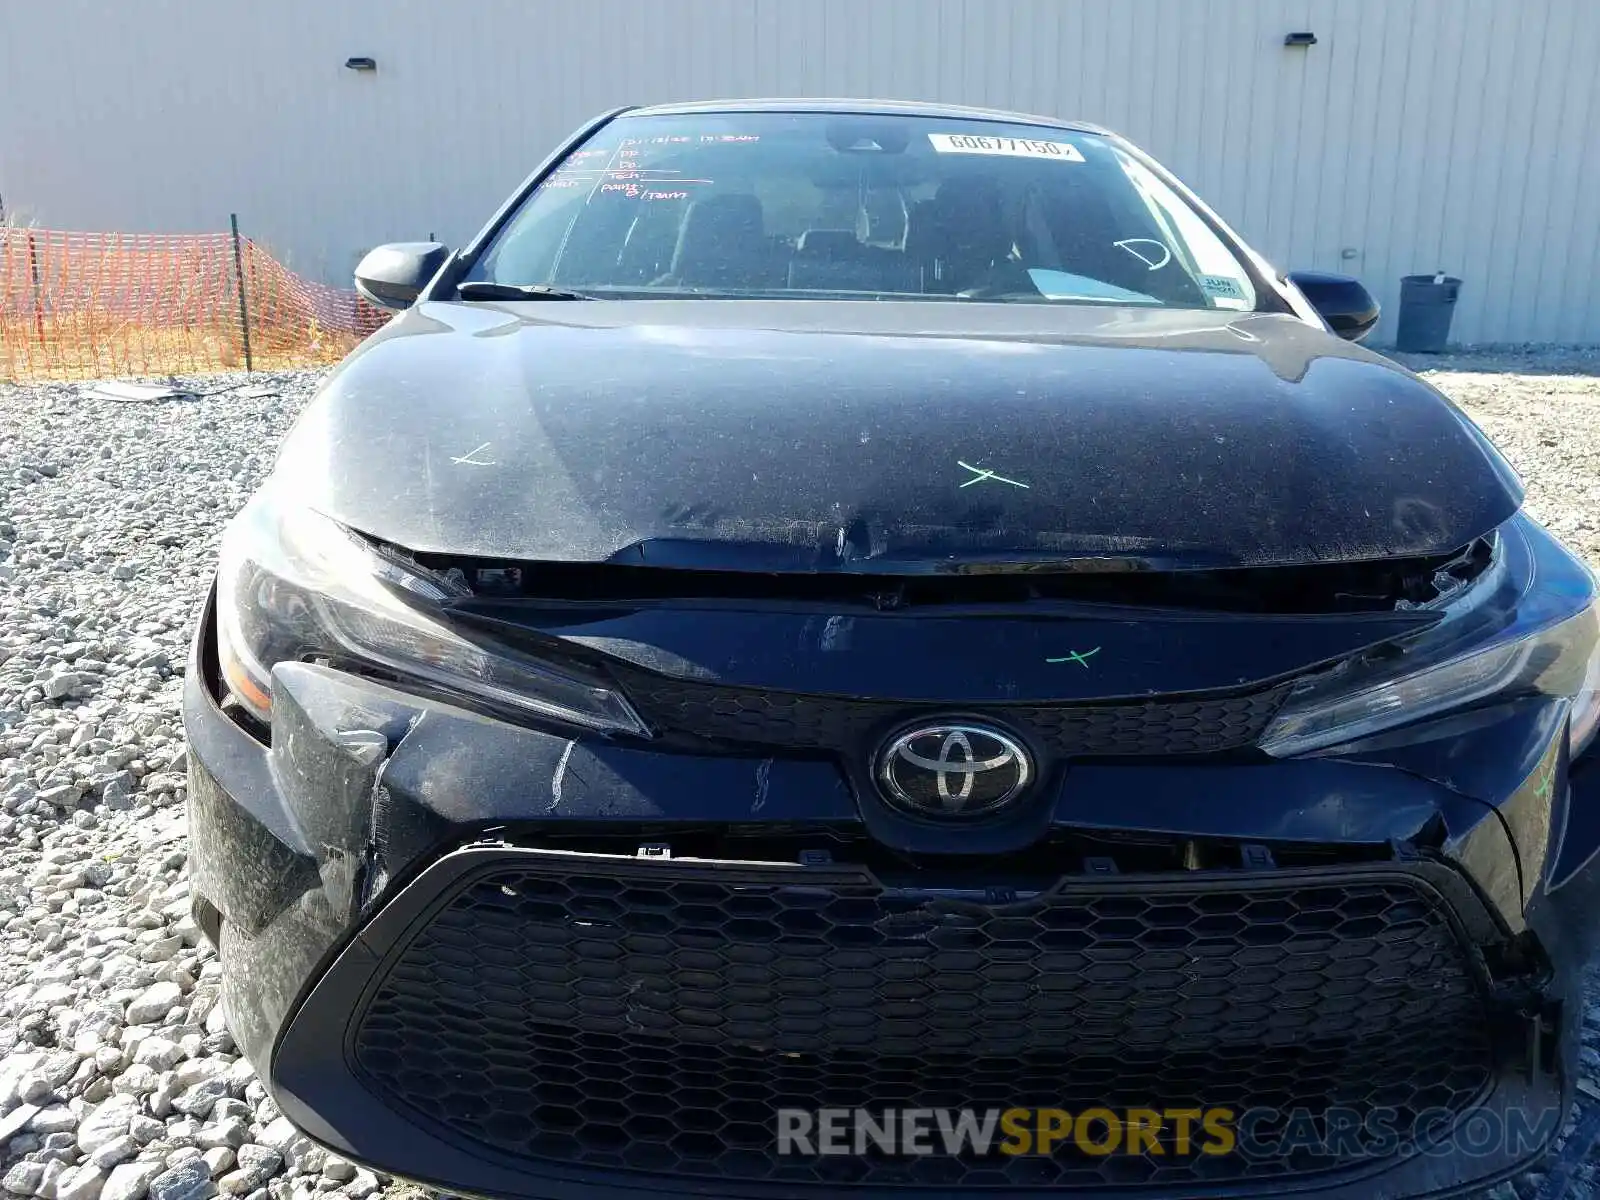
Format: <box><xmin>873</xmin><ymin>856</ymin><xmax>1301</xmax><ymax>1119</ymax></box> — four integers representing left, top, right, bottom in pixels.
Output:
<box><xmin>466</xmin><ymin>111</ymin><xmax>1259</xmax><ymax>309</ymax></box>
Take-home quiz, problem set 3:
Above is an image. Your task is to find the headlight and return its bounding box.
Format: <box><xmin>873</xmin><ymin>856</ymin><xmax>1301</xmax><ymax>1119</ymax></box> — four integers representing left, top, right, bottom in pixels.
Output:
<box><xmin>1261</xmin><ymin>521</ymin><xmax>1600</xmax><ymax>758</ymax></box>
<box><xmin>213</xmin><ymin>488</ymin><xmax>648</xmax><ymax>736</ymax></box>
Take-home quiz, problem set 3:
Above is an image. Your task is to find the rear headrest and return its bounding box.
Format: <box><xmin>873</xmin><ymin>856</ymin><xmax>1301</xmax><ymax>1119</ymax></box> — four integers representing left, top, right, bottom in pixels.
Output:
<box><xmin>904</xmin><ymin>181</ymin><xmax>1012</xmax><ymax>288</ymax></box>
<box><xmin>670</xmin><ymin>194</ymin><xmax>766</xmax><ymax>285</ymax></box>
<box><xmin>904</xmin><ymin>199</ymin><xmax>942</xmax><ymax>260</ymax></box>
<box><xmin>931</xmin><ymin>179</ymin><xmax>1009</xmax><ymax>258</ymax></box>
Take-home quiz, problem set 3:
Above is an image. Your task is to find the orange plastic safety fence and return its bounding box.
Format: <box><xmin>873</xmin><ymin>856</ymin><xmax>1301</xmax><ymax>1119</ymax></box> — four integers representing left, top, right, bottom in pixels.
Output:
<box><xmin>0</xmin><ymin>228</ymin><xmax>390</xmax><ymax>382</ymax></box>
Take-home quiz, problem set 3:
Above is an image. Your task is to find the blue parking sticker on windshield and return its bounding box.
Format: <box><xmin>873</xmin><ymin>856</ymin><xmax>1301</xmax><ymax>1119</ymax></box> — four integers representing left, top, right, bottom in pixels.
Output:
<box><xmin>1200</xmin><ymin>275</ymin><xmax>1247</xmax><ymax>301</ymax></box>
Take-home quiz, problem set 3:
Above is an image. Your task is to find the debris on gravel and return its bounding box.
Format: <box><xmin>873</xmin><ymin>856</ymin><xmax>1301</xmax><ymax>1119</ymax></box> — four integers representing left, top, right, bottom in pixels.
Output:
<box><xmin>2</xmin><ymin>353</ymin><xmax>1599</xmax><ymax>1200</ymax></box>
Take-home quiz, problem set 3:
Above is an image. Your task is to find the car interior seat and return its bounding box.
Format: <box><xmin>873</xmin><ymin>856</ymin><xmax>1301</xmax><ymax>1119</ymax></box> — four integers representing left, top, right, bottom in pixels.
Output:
<box><xmin>661</xmin><ymin>194</ymin><xmax>772</xmax><ymax>289</ymax></box>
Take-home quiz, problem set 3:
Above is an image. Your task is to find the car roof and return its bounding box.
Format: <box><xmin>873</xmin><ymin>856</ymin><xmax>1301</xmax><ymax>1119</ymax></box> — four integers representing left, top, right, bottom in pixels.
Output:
<box><xmin>624</xmin><ymin>97</ymin><xmax>1111</xmax><ymax>136</ymax></box>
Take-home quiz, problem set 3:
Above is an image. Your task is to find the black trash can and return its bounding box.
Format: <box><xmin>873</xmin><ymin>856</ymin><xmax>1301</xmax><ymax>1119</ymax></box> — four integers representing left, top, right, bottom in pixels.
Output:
<box><xmin>1395</xmin><ymin>274</ymin><xmax>1462</xmax><ymax>353</ymax></box>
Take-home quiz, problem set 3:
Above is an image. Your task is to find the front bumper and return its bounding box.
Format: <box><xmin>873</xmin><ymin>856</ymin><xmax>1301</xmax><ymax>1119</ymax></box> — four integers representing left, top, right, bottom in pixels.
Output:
<box><xmin>184</xmin><ymin>599</ymin><xmax>1600</xmax><ymax>1200</ymax></box>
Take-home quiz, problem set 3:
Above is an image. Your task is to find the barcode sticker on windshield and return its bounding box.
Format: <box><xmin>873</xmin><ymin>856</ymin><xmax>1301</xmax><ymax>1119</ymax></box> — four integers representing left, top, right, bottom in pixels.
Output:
<box><xmin>929</xmin><ymin>133</ymin><xmax>1086</xmax><ymax>161</ymax></box>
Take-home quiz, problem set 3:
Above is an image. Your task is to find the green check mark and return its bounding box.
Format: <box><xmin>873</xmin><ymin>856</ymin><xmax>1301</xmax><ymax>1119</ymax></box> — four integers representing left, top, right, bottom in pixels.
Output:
<box><xmin>1046</xmin><ymin>647</ymin><xmax>1101</xmax><ymax>668</ymax></box>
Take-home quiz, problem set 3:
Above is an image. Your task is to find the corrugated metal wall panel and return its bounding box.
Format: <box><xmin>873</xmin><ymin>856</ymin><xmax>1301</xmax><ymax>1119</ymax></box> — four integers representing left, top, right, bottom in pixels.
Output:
<box><xmin>2</xmin><ymin>0</ymin><xmax>1597</xmax><ymax>344</ymax></box>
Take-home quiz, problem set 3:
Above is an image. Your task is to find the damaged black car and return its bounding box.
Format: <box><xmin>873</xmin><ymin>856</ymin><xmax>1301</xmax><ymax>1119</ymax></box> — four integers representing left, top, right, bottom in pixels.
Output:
<box><xmin>184</xmin><ymin>100</ymin><xmax>1600</xmax><ymax>1200</ymax></box>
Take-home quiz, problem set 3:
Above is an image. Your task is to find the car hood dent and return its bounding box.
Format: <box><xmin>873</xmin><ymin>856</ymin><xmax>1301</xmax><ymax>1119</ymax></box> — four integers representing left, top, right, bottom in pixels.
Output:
<box><xmin>274</xmin><ymin>300</ymin><xmax>1523</xmax><ymax>568</ymax></box>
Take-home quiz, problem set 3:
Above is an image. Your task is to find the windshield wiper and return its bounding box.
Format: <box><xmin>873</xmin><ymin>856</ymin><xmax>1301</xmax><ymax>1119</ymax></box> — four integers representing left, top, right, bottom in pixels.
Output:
<box><xmin>456</xmin><ymin>281</ymin><xmax>597</xmax><ymax>302</ymax></box>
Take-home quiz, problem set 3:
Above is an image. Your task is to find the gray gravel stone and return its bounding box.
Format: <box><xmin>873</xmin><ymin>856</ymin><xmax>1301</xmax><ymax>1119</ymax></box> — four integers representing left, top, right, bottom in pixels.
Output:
<box><xmin>33</xmin><ymin>1162</ymin><xmax>65</xmax><ymax>1200</ymax></box>
<box><xmin>124</xmin><ymin>983</ymin><xmax>182</xmax><ymax>1027</ymax></box>
<box><xmin>188</xmin><ymin>1121</ymin><xmax>238</xmax><ymax>1159</ymax></box>
<box><xmin>125</xmin><ymin>1119</ymin><xmax>163</xmax><ymax>1147</ymax></box>
<box><xmin>109</xmin><ymin>1068</ymin><xmax>157</xmax><ymax>1100</ymax></box>
<box><xmin>54</xmin><ymin>1165</ymin><xmax>105</xmax><ymax>1200</ymax></box>
<box><xmin>145</xmin><ymin>1160</ymin><xmax>212</xmax><ymax>1200</ymax></box>
<box><xmin>85</xmin><ymin>1139</ymin><xmax>134</xmax><ymax>1172</ymax></box>
<box><xmin>278</xmin><ymin>1142</ymin><xmax>320</xmax><ymax>1180</ymax></box>
<box><xmin>200</xmin><ymin>1107</ymin><xmax>245</xmax><ymax>1133</ymax></box>
<box><xmin>90</xmin><ymin>1049</ymin><xmax>123</xmax><ymax>1077</ymax></box>
<box><xmin>146</xmin><ymin>1079</ymin><xmax>177</xmax><ymax>1123</ymax></box>
<box><xmin>245</xmin><ymin>1128</ymin><xmax>293</xmax><ymax>1161</ymax></box>
<box><xmin>30</xmin><ymin>1057</ymin><xmax>79</xmax><ymax>1097</ymax></box>
<box><xmin>3</xmin><ymin>1161</ymin><xmax>46</xmax><ymax>1197</ymax></box>
<box><xmin>219</xmin><ymin>1066</ymin><xmax>252</xmax><ymax>1104</ymax></box>
<box><xmin>0</xmin><ymin>1058</ymin><xmax>46</xmax><ymax>1109</ymax></box>
<box><xmin>42</xmin><ymin>675</ymin><xmax>80</xmax><ymax>702</ymax></box>
<box><xmin>99</xmin><ymin>1163</ymin><xmax>163</xmax><ymax>1200</ymax></box>
<box><xmin>0</xmin><ymin>1106</ymin><xmax>42</xmax><ymax>1147</ymax></box>
<box><xmin>99</xmin><ymin>775</ymin><xmax>134</xmax><ymax>811</ymax></box>
<box><xmin>311</xmin><ymin>1163</ymin><xmax>348</xmax><ymax>1187</ymax></box>
<box><xmin>169</xmin><ymin>1084</ymin><xmax>225</xmax><ymax>1122</ymax></box>
<box><xmin>27</xmin><ymin>1110</ymin><xmax>76</xmax><ymax>1138</ymax></box>
<box><xmin>137</xmin><ymin>940</ymin><xmax>180</xmax><ymax>966</ymax></box>
<box><xmin>76</xmin><ymin>1095</ymin><xmax>139</xmax><ymax>1155</ymax></box>
<box><xmin>218</xmin><ymin>1152</ymin><xmax>273</xmax><ymax>1195</ymax></box>
<box><xmin>129</xmin><ymin>1042</ymin><xmax>178</xmax><ymax>1073</ymax></box>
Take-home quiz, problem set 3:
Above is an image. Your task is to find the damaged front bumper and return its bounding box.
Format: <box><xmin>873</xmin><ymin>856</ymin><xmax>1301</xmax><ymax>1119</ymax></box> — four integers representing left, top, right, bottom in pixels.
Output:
<box><xmin>184</xmin><ymin>587</ymin><xmax>1600</xmax><ymax>1200</ymax></box>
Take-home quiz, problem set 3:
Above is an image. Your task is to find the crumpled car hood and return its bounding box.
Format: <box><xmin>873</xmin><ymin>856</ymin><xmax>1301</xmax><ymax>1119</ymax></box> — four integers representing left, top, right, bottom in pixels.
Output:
<box><xmin>272</xmin><ymin>300</ymin><xmax>1522</xmax><ymax>569</ymax></box>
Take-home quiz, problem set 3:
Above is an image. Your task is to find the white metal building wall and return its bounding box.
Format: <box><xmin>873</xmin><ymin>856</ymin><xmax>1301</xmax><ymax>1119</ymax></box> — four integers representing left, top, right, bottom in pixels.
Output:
<box><xmin>2</xmin><ymin>0</ymin><xmax>1597</xmax><ymax>345</ymax></box>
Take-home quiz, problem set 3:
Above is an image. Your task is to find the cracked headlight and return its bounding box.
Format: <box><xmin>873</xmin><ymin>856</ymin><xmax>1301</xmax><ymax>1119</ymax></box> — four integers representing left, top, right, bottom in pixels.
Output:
<box><xmin>1261</xmin><ymin>520</ymin><xmax>1600</xmax><ymax>758</ymax></box>
<box><xmin>212</xmin><ymin>487</ymin><xmax>648</xmax><ymax>735</ymax></box>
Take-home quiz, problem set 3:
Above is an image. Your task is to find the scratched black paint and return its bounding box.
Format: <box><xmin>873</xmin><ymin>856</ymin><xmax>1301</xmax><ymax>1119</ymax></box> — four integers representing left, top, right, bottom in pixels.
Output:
<box><xmin>467</xmin><ymin>601</ymin><xmax>1440</xmax><ymax>701</ymax></box>
<box><xmin>185</xmin><ymin>611</ymin><xmax>1599</xmax><ymax>1199</ymax></box>
<box><xmin>186</xmin><ymin>99</ymin><xmax>1594</xmax><ymax>1200</ymax></box>
<box><xmin>274</xmin><ymin>301</ymin><xmax>1521</xmax><ymax>569</ymax></box>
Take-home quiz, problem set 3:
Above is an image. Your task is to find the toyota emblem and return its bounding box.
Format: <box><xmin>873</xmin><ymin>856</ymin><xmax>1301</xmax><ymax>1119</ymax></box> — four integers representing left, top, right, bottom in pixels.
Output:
<box><xmin>876</xmin><ymin>722</ymin><xmax>1033</xmax><ymax>817</ymax></box>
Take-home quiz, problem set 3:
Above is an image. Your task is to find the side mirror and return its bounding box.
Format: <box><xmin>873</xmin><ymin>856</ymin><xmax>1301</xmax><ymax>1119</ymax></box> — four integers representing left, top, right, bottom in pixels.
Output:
<box><xmin>1286</xmin><ymin>270</ymin><xmax>1379</xmax><ymax>343</ymax></box>
<box><xmin>354</xmin><ymin>242</ymin><xmax>451</xmax><ymax>310</ymax></box>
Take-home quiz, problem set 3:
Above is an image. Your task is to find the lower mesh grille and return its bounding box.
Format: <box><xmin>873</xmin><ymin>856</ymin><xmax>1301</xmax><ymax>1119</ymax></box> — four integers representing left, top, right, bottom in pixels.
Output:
<box><xmin>351</xmin><ymin>852</ymin><xmax>1495</xmax><ymax>1190</ymax></box>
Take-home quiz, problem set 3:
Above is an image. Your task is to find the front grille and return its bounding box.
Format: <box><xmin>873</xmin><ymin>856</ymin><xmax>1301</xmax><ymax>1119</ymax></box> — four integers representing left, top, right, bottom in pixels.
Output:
<box><xmin>352</xmin><ymin>851</ymin><xmax>1495</xmax><ymax>1191</ymax></box>
<box><xmin>610</xmin><ymin>665</ymin><xmax>1290</xmax><ymax>756</ymax></box>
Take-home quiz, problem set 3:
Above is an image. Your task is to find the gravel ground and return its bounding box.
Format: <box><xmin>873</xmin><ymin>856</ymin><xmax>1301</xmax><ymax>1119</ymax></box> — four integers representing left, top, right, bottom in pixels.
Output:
<box><xmin>1</xmin><ymin>349</ymin><xmax>1598</xmax><ymax>1200</ymax></box>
